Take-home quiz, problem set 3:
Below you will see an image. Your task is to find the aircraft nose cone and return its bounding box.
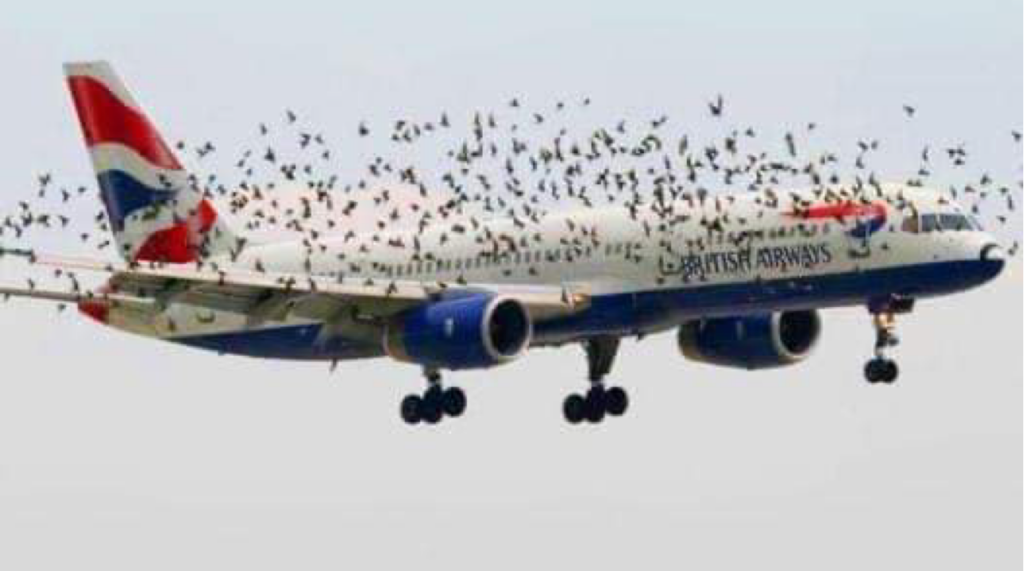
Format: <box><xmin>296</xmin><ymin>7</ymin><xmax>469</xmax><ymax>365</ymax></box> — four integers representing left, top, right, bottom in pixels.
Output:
<box><xmin>978</xmin><ymin>243</ymin><xmax>1006</xmax><ymax>281</ymax></box>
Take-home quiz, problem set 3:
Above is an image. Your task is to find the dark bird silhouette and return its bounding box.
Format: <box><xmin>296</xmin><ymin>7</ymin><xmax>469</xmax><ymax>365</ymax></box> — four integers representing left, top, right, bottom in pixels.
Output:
<box><xmin>708</xmin><ymin>94</ymin><xmax>724</xmax><ymax>117</ymax></box>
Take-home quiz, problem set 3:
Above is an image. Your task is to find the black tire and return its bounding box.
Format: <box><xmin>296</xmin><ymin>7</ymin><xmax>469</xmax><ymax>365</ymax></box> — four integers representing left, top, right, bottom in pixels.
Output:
<box><xmin>420</xmin><ymin>394</ymin><xmax>443</xmax><ymax>424</ymax></box>
<box><xmin>442</xmin><ymin>387</ymin><xmax>467</xmax><ymax>417</ymax></box>
<box><xmin>605</xmin><ymin>386</ymin><xmax>629</xmax><ymax>416</ymax></box>
<box><xmin>864</xmin><ymin>359</ymin><xmax>883</xmax><ymax>384</ymax></box>
<box><xmin>400</xmin><ymin>394</ymin><xmax>422</xmax><ymax>424</ymax></box>
<box><xmin>563</xmin><ymin>394</ymin><xmax>586</xmax><ymax>424</ymax></box>
<box><xmin>584</xmin><ymin>388</ymin><xmax>606</xmax><ymax>423</ymax></box>
<box><xmin>882</xmin><ymin>359</ymin><xmax>899</xmax><ymax>384</ymax></box>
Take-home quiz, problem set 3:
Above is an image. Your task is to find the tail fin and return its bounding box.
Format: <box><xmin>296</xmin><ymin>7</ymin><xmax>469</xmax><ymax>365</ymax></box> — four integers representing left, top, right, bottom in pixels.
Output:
<box><xmin>64</xmin><ymin>61</ymin><xmax>237</xmax><ymax>264</ymax></box>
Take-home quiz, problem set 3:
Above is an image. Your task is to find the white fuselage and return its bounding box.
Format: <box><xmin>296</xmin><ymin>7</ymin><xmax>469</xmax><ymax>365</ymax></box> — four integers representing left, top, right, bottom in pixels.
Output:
<box><xmin>102</xmin><ymin>184</ymin><xmax>1003</xmax><ymax>356</ymax></box>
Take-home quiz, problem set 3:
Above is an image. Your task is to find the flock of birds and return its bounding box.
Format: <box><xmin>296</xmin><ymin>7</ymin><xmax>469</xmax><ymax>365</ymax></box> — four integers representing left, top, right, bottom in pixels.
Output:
<box><xmin>1</xmin><ymin>93</ymin><xmax>1021</xmax><ymax>308</ymax></box>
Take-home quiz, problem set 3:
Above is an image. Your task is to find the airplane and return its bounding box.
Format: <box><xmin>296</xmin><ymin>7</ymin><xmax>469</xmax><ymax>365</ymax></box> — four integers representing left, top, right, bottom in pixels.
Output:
<box><xmin>0</xmin><ymin>61</ymin><xmax>1006</xmax><ymax>426</ymax></box>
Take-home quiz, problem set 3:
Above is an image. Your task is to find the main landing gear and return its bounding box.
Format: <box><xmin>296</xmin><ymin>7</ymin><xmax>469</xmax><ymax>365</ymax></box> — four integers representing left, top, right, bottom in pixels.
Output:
<box><xmin>400</xmin><ymin>369</ymin><xmax>466</xmax><ymax>425</ymax></box>
<box><xmin>864</xmin><ymin>309</ymin><xmax>902</xmax><ymax>384</ymax></box>
<box><xmin>563</xmin><ymin>336</ymin><xmax>629</xmax><ymax>424</ymax></box>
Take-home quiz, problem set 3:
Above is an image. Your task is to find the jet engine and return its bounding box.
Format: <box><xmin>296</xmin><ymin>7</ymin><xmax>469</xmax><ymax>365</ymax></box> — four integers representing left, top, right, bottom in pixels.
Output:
<box><xmin>384</xmin><ymin>293</ymin><xmax>532</xmax><ymax>370</ymax></box>
<box><xmin>677</xmin><ymin>310</ymin><xmax>821</xmax><ymax>369</ymax></box>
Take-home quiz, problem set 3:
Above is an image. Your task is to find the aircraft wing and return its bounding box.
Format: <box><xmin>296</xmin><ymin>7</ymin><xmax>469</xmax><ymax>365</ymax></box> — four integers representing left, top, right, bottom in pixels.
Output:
<box><xmin>0</xmin><ymin>282</ymin><xmax>154</xmax><ymax>311</ymax></box>
<box><xmin>20</xmin><ymin>252</ymin><xmax>590</xmax><ymax>326</ymax></box>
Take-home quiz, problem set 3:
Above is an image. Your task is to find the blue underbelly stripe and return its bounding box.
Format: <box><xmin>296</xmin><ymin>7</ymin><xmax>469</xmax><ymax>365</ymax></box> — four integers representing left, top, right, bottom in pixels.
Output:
<box><xmin>167</xmin><ymin>259</ymin><xmax>999</xmax><ymax>360</ymax></box>
<box><xmin>536</xmin><ymin>258</ymin><xmax>997</xmax><ymax>338</ymax></box>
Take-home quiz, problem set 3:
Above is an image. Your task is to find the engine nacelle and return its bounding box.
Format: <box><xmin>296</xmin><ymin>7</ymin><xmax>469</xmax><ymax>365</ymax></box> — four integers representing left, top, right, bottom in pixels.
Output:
<box><xmin>384</xmin><ymin>293</ymin><xmax>532</xmax><ymax>370</ymax></box>
<box><xmin>677</xmin><ymin>310</ymin><xmax>821</xmax><ymax>369</ymax></box>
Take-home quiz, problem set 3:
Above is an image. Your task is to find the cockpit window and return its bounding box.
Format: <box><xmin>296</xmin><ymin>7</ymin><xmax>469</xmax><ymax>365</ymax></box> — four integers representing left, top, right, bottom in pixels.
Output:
<box><xmin>904</xmin><ymin>211</ymin><xmax>980</xmax><ymax>234</ymax></box>
<box><xmin>918</xmin><ymin>213</ymin><xmax>974</xmax><ymax>233</ymax></box>
<box><xmin>939</xmin><ymin>213</ymin><xmax>972</xmax><ymax>231</ymax></box>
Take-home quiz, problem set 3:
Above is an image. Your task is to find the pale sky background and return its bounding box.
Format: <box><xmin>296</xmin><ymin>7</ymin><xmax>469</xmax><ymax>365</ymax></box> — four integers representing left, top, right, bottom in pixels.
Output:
<box><xmin>0</xmin><ymin>1</ymin><xmax>1021</xmax><ymax>570</ymax></box>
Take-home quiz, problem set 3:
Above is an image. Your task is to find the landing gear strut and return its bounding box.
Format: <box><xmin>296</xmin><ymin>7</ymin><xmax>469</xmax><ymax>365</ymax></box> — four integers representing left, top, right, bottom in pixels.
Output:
<box><xmin>400</xmin><ymin>369</ymin><xmax>466</xmax><ymax>425</ymax></box>
<box><xmin>864</xmin><ymin>311</ymin><xmax>900</xmax><ymax>384</ymax></box>
<box><xmin>563</xmin><ymin>336</ymin><xmax>629</xmax><ymax>424</ymax></box>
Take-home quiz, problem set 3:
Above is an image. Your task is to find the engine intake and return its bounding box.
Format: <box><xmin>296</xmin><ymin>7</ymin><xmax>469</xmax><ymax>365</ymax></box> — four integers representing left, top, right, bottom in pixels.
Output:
<box><xmin>677</xmin><ymin>310</ymin><xmax>821</xmax><ymax>369</ymax></box>
<box><xmin>384</xmin><ymin>293</ymin><xmax>532</xmax><ymax>370</ymax></box>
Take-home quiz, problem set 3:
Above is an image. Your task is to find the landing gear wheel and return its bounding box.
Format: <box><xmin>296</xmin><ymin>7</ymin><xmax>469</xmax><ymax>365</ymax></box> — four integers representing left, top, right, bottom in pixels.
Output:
<box><xmin>400</xmin><ymin>369</ymin><xmax>467</xmax><ymax>425</ymax></box>
<box><xmin>563</xmin><ymin>394</ymin><xmax>586</xmax><ymax>424</ymax></box>
<box><xmin>881</xmin><ymin>359</ymin><xmax>898</xmax><ymax>383</ymax></box>
<box><xmin>864</xmin><ymin>358</ymin><xmax>883</xmax><ymax>383</ymax></box>
<box><xmin>604</xmin><ymin>386</ymin><xmax>629</xmax><ymax>416</ymax></box>
<box><xmin>584</xmin><ymin>387</ymin><xmax>606</xmax><ymax>423</ymax></box>
<box><xmin>400</xmin><ymin>394</ymin><xmax>422</xmax><ymax>424</ymax></box>
<box><xmin>442</xmin><ymin>387</ymin><xmax>467</xmax><ymax>417</ymax></box>
<box><xmin>864</xmin><ymin>358</ymin><xmax>899</xmax><ymax>384</ymax></box>
<box><xmin>563</xmin><ymin>336</ymin><xmax>626</xmax><ymax>425</ymax></box>
<box><xmin>419</xmin><ymin>391</ymin><xmax>443</xmax><ymax>424</ymax></box>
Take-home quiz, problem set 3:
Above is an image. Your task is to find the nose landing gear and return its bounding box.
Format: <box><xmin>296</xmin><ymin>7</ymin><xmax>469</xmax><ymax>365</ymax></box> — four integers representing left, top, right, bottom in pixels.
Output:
<box><xmin>864</xmin><ymin>311</ymin><xmax>900</xmax><ymax>384</ymax></box>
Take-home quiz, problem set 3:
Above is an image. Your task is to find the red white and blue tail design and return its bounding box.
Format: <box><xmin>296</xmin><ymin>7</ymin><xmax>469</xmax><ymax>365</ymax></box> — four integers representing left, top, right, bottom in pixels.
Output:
<box><xmin>65</xmin><ymin>61</ymin><xmax>236</xmax><ymax>263</ymax></box>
